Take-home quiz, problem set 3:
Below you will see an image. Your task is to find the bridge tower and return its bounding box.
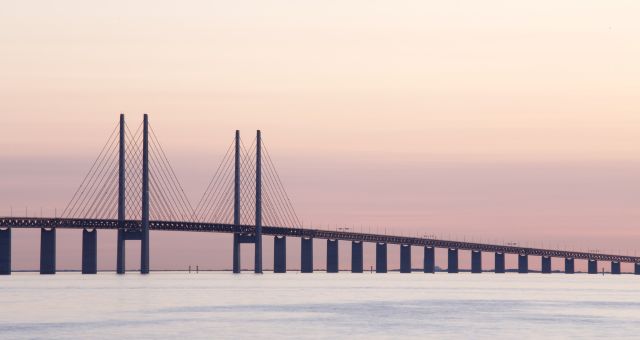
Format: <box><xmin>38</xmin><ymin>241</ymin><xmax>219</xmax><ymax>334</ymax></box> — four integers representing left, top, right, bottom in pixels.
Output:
<box><xmin>116</xmin><ymin>113</ymin><xmax>151</xmax><ymax>274</ymax></box>
<box><xmin>116</xmin><ymin>114</ymin><xmax>126</xmax><ymax>273</ymax></box>
<box><xmin>141</xmin><ymin>113</ymin><xmax>150</xmax><ymax>274</ymax></box>
<box><xmin>231</xmin><ymin>130</ymin><xmax>263</xmax><ymax>274</ymax></box>
<box><xmin>255</xmin><ymin>130</ymin><xmax>263</xmax><ymax>273</ymax></box>
<box><xmin>232</xmin><ymin>130</ymin><xmax>241</xmax><ymax>273</ymax></box>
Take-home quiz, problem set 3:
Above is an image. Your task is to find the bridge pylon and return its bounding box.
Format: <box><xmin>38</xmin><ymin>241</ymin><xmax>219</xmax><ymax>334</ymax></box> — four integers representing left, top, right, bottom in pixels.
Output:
<box><xmin>231</xmin><ymin>130</ymin><xmax>263</xmax><ymax>274</ymax></box>
<box><xmin>115</xmin><ymin>113</ymin><xmax>150</xmax><ymax>274</ymax></box>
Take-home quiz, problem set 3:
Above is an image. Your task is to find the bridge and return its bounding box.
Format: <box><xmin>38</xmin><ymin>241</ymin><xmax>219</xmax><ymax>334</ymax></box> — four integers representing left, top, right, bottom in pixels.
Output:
<box><xmin>1</xmin><ymin>114</ymin><xmax>638</xmax><ymax>275</ymax></box>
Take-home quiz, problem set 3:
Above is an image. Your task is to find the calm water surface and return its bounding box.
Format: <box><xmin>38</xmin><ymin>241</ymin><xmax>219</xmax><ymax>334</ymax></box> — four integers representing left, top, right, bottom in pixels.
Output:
<box><xmin>1</xmin><ymin>272</ymin><xmax>640</xmax><ymax>339</ymax></box>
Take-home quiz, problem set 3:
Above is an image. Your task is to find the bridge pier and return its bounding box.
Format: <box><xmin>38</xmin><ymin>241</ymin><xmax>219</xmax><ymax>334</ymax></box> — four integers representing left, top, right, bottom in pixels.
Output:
<box><xmin>494</xmin><ymin>252</ymin><xmax>505</xmax><ymax>273</ymax></box>
<box><xmin>82</xmin><ymin>229</ymin><xmax>97</xmax><ymax>274</ymax></box>
<box><xmin>327</xmin><ymin>239</ymin><xmax>338</xmax><ymax>273</ymax></box>
<box><xmin>518</xmin><ymin>254</ymin><xmax>528</xmax><ymax>274</ymax></box>
<box><xmin>254</xmin><ymin>130</ymin><xmax>263</xmax><ymax>274</ymax></box>
<box><xmin>40</xmin><ymin>228</ymin><xmax>56</xmax><ymax>274</ymax></box>
<box><xmin>141</xmin><ymin>114</ymin><xmax>150</xmax><ymax>274</ymax></box>
<box><xmin>542</xmin><ymin>256</ymin><xmax>551</xmax><ymax>274</ymax></box>
<box><xmin>588</xmin><ymin>259</ymin><xmax>597</xmax><ymax>274</ymax></box>
<box><xmin>635</xmin><ymin>263</ymin><xmax>640</xmax><ymax>275</ymax></box>
<box><xmin>564</xmin><ymin>258</ymin><xmax>574</xmax><ymax>274</ymax></box>
<box><xmin>116</xmin><ymin>231</ymin><xmax>125</xmax><ymax>274</ymax></box>
<box><xmin>0</xmin><ymin>228</ymin><xmax>10</xmax><ymax>275</ymax></box>
<box><xmin>376</xmin><ymin>242</ymin><xmax>387</xmax><ymax>273</ymax></box>
<box><xmin>471</xmin><ymin>250</ymin><xmax>482</xmax><ymax>273</ymax></box>
<box><xmin>423</xmin><ymin>246</ymin><xmax>435</xmax><ymax>273</ymax></box>
<box><xmin>400</xmin><ymin>245</ymin><xmax>411</xmax><ymax>273</ymax></box>
<box><xmin>351</xmin><ymin>241</ymin><xmax>363</xmax><ymax>273</ymax></box>
<box><xmin>273</xmin><ymin>236</ymin><xmax>286</xmax><ymax>273</ymax></box>
<box><xmin>611</xmin><ymin>261</ymin><xmax>621</xmax><ymax>274</ymax></box>
<box><xmin>301</xmin><ymin>237</ymin><xmax>313</xmax><ymax>273</ymax></box>
<box><xmin>116</xmin><ymin>114</ymin><xmax>126</xmax><ymax>274</ymax></box>
<box><xmin>232</xmin><ymin>235</ymin><xmax>241</xmax><ymax>273</ymax></box>
<box><xmin>447</xmin><ymin>248</ymin><xmax>458</xmax><ymax>273</ymax></box>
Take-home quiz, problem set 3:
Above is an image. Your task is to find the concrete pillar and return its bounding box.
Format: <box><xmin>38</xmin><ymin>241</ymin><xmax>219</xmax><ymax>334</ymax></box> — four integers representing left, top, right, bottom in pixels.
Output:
<box><xmin>611</xmin><ymin>261</ymin><xmax>621</xmax><ymax>274</ymax></box>
<box><xmin>116</xmin><ymin>113</ymin><xmax>126</xmax><ymax>274</ymax></box>
<box><xmin>542</xmin><ymin>256</ymin><xmax>551</xmax><ymax>274</ymax></box>
<box><xmin>82</xmin><ymin>229</ymin><xmax>97</xmax><ymax>274</ymax></box>
<box><xmin>423</xmin><ymin>246</ymin><xmax>435</xmax><ymax>273</ymax></box>
<box><xmin>0</xmin><ymin>228</ymin><xmax>10</xmax><ymax>275</ymax></box>
<box><xmin>116</xmin><ymin>230</ymin><xmax>125</xmax><ymax>274</ymax></box>
<box><xmin>233</xmin><ymin>130</ymin><xmax>241</xmax><ymax>274</ymax></box>
<box><xmin>635</xmin><ymin>263</ymin><xmax>640</xmax><ymax>275</ymax></box>
<box><xmin>518</xmin><ymin>254</ymin><xmax>528</xmax><ymax>274</ymax></box>
<box><xmin>494</xmin><ymin>252</ymin><xmax>505</xmax><ymax>273</ymax></box>
<box><xmin>254</xmin><ymin>130</ymin><xmax>263</xmax><ymax>274</ymax></box>
<box><xmin>447</xmin><ymin>248</ymin><xmax>458</xmax><ymax>273</ymax></box>
<box><xmin>40</xmin><ymin>228</ymin><xmax>56</xmax><ymax>275</ymax></box>
<box><xmin>141</xmin><ymin>113</ymin><xmax>150</xmax><ymax>274</ymax></box>
<box><xmin>471</xmin><ymin>250</ymin><xmax>482</xmax><ymax>273</ymax></box>
<box><xmin>273</xmin><ymin>236</ymin><xmax>286</xmax><ymax>273</ymax></box>
<box><xmin>400</xmin><ymin>244</ymin><xmax>411</xmax><ymax>273</ymax></box>
<box><xmin>588</xmin><ymin>259</ymin><xmax>597</xmax><ymax>274</ymax></box>
<box><xmin>232</xmin><ymin>235</ymin><xmax>241</xmax><ymax>273</ymax></box>
<box><xmin>376</xmin><ymin>243</ymin><xmax>387</xmax><ymax>273</ymax></box>
<box><xmin>351</xmin><ymin>241</ymin><xmax>363</xmax><ymax>273</ymax></box>
<box><xmin>564</xmin><ymin>258</ymin><xmax>574</xmax><ymax>274</ymax></box>
<box><xmin>326</xmin><ymin>239</ymin><xmax>338</xmax><ymax>273</ymax></box>
<box><xmin>301</xmin><ymin>237</ymin><xmax>313</xmax><ymax>273</ymax></box>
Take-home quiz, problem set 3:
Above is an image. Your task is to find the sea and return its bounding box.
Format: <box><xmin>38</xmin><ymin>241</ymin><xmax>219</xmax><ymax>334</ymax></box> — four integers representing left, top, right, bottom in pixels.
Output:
<box><xmin>1</xmin><ymin>272</ymin><xmax>639</xmax><ymax>339</ymax></box>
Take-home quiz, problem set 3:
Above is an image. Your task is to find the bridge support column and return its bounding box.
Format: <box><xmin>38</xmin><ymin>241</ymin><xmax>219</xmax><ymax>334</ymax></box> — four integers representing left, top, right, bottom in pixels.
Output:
<box><xmin>351</xmin><ymin>241</ymin><xmax>363</xmax><ymax>273</ymax></box>
<box><xmin>400</xmin><ymin>245</ymin><xmax>411</xmax><ymax>273</ymax></box>
<box><xmin>588</xmin><ymin>259</ymin><xmax>597</xmax><ymax>274</ymax></box>
<box><xmin>40</xmin><ymin>228</ymin><xmax>56</xmax><ymax>274</ymax></box>
<box><xmin>423</xmin><ymin>246</ymin><xmax>435</xmax><ymax>273</ymax></box>
<box><xmin>254</xmin><ymin>130</ymin><xmax>263</xmax><ymax>274</ymax></box>
<box><xmin>542</xmin><ymin>256</ymin><xmax>551</xmax><ymax>274</ymax></box>
<box><xmin>376</xmin><ymin>243</ymin><xmax>387</xmax><ymax>273</ymax></box>
<box><xmin>0</xmin><ymin>228</ymin><xmax>10</xmax><ymax>275</ymax></box>
<box><xmin>471</xmin><ymin>250</ymin><xmax>482</xmax><ymax>273</ymax></box>
<box><xmin>116</xmin><ymin>231</ymin><xmax>125</xmax><ymax>274</ymax></box>
<box><xmin>233</xmin><ymin>130</ymin><xmax>241</xmax><ymax>274</ymax></box>
<box><xmin>611</xmin><ymin>261</ymin><xmax>621</xmax><ymax>274</ymax></box>
<box><xmin>635</xmin><ymin>263</ymin><xmax>640</xmax><ymax>275</ymax></box>
<box><xmin>518</xmin><ymin>254</ymin><xmax>528</xmax><ymax>274</ymax></box>
<box><xmin>116</xmin><ymin>114</ymin><xmax>126</xmax><ymax>274</ymax></box>
<box><xmin>233</xmin><ymin>235</ymin><xmax>241</xmax><ymax>273</ymax></box>
<box><xmin>495</xmin><ymin>252</ymin><xmax>505</xmax><ymax>273</ymax></box>
<box><xmin>273</xmin><ymin>236</ymin><xmax>286</xmax><ymax>273</ymax></box>
<box><xmin>140</xmin><ymin>113</ymin><xmax>150</xmax><ymax>274</ymax></box>
<box><xmin>301</xmin><ymin>237</ymin><xmax>313</xmax><ymax>273</ymax></box>
<box><xmin>447</xmin><ymin>248</ymin><xmax>458</xmax><ymax>273</ymax></box>
<box><xmin>82</xmin><ymin>229</ymin><xmax>97</xmax><ymax>274</ymax></box>
<box><xmin>327</xmin><ymin>239</ymin><xmax>338</xmax><ymax>273</ymax></box>
<box><xmin>564</xmin><ymin>258</ymin><xmax>574</xmax><ymax>274</ymax></box>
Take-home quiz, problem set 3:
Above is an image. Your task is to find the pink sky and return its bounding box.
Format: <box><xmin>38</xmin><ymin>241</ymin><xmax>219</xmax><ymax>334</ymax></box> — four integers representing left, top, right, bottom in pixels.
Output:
<box><xmin>1</xmin><ymin>1</ymin><xmax>640</xmax><ymax>271</ymax></box>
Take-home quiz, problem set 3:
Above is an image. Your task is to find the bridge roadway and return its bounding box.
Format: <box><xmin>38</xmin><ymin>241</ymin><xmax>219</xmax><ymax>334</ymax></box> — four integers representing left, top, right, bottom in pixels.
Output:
<box><xmin>1</xmin><ymin>217</ymin><xmax>637</xmax><ymax>264</ymax></box>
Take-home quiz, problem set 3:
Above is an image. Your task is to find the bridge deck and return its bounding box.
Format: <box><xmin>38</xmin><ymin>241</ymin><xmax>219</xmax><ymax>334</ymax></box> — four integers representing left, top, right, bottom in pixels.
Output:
<box><xmin>1</xmin><ymin>217</ymin><xmax>637</xmax><ymax>263</ymax></box>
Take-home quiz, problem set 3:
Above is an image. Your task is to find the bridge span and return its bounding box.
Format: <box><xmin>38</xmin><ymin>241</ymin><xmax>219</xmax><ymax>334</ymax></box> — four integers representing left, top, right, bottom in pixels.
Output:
<box><xmin>1</xmin><ymin>113</ymin><xmax>638</xmax><ymax>276</ymax></box>
<box><xmin>0</xmin><ymin>217</ymin><xmax>638</xmax><ymax>275</ymax></box>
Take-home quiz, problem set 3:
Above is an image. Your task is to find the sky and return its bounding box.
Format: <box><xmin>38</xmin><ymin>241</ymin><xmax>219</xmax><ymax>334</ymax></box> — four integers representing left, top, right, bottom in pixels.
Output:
<box><xmin>1</xmin><ymin>1</ymin><xmax>640</xmax><ymax>271</ymax></box>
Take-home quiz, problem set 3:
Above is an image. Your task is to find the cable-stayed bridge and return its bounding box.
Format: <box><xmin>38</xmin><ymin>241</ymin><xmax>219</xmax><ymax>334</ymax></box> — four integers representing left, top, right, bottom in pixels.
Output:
<box><xmin>1</xmin><ymin>114</ymin><xmax>638</xmax><ymax>275</ymax></box>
